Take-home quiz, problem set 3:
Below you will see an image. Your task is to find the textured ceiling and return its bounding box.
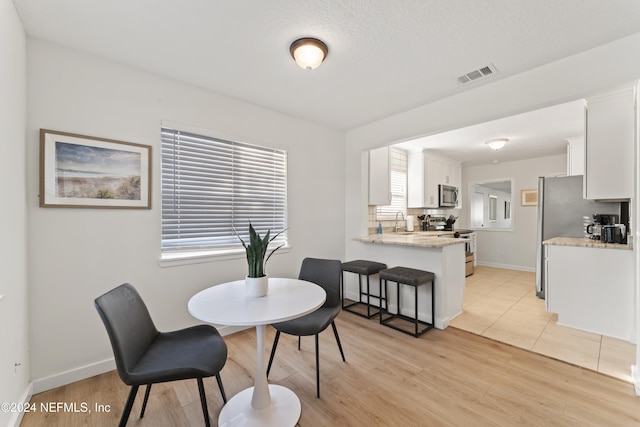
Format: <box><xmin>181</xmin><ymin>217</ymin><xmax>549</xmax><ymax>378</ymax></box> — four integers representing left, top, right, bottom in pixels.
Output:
<box><xmin>13</xmin><ymin>0</ymin><xmax>640</xmax><ymax>163</ymax></box>
<box><xmin>394</xmin><ymin>99</ymin><xmax>586</xmax><ymax>166</ymax></box>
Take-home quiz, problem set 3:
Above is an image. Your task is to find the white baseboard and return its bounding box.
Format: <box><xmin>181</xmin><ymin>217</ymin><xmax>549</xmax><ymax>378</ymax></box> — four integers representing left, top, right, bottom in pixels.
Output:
<box><xmin>476</xmin><ymin>261</ymin><xmax>535</xmax><ymax>272</ymax></box>
<box><xmin>31</xmin><ymin>325</ymin><xmax>250</xmax><ymax>394</ymax></box>
<box><xmin>33</xmin><ymin>358</ymin><xmax>116</xmax><ymax>394</ymax></box>
<box><xmin>632</xmin><ymin>365</ymin><xmax>640</xmax><ymax>396</ymax></box>
<box><xmin>8</xmin><ymin>382</ymin><xmax>33</xmax><ymax>427</ymax></box>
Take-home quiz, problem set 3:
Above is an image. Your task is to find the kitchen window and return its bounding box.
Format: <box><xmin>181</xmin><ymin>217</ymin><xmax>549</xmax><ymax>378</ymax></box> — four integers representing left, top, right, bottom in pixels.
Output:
<box><xmin>376</xmin><ymin>147</ymin><xmax>407</xmax><ymax>220</ymax></box>
<box><xmin>160</xmin><ymin>127</ymin><xmax>288</xmax><ymax>262</ymax></box>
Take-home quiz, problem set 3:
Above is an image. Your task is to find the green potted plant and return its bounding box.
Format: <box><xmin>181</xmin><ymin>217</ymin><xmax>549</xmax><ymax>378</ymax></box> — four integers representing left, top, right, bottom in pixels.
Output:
<box><xmin>234</xmin><ymin>222</ymin><xmax>286</xmax><ymax>297</ymax></box>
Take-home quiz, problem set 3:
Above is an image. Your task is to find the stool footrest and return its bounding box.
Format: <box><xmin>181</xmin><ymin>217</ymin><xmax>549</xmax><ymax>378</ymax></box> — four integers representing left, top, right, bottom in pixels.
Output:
<box><xmin>342</xmin><ymin>300</ymin><xmax>381</xmax><ymax>319</ymax></box>
<box><xmin>380</xmin><ymin>312</ymin><xmax>433</xmax><ymax>337</ymax></box>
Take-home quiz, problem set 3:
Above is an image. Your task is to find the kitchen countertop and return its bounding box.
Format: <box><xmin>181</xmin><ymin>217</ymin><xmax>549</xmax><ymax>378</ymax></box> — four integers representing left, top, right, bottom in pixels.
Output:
<box><xmin>543</xmin><ymin>236</ymin><xmax>633</xmax><ymax>250</ymax></box>
<box><xmin>354</xmin><ymin>232</ymin><xmax>466</xmax><ymax>248</ymax></box>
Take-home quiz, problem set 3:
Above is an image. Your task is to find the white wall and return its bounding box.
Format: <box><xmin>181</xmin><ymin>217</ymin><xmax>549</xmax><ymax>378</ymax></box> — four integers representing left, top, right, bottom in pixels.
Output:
<box><xmin>461</xmin><ymin>155</ymin><xmax>566</xmax><ymax>270</ymax></box>
<box><xmin>0</xmin><ymin>0</ymin><xmax>29</xmax><ymax>425</ymax></box>
<box><xmin>26</xmin><ymin>39</ymin><xmax>345</xmax><ymax>391</ymax></box>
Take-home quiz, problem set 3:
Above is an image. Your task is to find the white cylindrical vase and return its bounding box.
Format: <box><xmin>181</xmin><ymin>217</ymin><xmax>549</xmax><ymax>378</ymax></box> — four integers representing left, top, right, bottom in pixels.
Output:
<box><xmin>245</xmin><ymin>276</ymin><xmax>269</xmax><ymax>298</ymax></box>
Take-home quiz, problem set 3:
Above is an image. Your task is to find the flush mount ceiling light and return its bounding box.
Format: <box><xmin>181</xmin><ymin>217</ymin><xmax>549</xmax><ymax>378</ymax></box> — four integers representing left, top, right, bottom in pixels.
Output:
<box><xmin>290</xmin><ymin>37</ymin><xmax>328</xmax><ymax>70</ymax></box>
<box><xmin>486</xmin><ymin>138</ymin><xmax>508</xmax><ymax>150</ymax></box>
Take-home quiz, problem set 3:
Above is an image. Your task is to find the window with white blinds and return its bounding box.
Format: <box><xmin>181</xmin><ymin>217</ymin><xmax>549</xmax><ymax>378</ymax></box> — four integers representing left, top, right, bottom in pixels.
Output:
<box><xmin>376</xmin><ymin>148</ymin><xmax>407</xmax><ymax>220</ymax></box>
<box><xmin>161</xmin><ymin>128</ymin><xmax>288</xmax><ymax>252</ymax></box>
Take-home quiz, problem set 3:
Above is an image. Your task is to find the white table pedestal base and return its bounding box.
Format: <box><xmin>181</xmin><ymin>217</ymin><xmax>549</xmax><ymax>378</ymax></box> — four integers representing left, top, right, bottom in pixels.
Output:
<box><xmin>188</xmin><ymin>280</ymin><xmax>326</xmax><ymax>427</ymax></box>
<box><xmin>218</xmin><ymin>385</ymin><xmax>301</xmax><ymax>427</ymax></box>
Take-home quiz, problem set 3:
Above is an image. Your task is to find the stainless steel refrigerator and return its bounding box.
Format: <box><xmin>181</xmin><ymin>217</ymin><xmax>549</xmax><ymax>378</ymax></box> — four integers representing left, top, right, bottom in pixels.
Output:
<box><xmin>535</xmin><ymin>175</ymin><xmax>620</xmax><ymax>298</ymax></box>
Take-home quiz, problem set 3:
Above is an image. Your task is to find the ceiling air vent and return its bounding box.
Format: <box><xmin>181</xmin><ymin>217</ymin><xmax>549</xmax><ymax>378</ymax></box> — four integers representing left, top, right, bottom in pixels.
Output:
<box><xmin>457</xmin><ymin>63</ymin><xmax>498</xmax><ymax>84</ymax></box>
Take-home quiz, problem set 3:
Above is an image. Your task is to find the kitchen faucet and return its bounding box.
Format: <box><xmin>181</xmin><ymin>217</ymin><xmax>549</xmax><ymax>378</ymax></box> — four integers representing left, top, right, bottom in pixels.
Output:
<box><xmin>395</xmin><ymin>211</ymin><xmax>405</xmax><ymax>233</ymax></box>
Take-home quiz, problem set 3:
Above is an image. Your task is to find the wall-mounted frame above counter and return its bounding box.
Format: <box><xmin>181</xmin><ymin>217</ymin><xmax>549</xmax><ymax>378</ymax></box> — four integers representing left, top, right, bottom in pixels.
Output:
<box><xmin>521</xmin><ymin>189</ymin><xmax>537</xmax><ymax>206</ymax></box>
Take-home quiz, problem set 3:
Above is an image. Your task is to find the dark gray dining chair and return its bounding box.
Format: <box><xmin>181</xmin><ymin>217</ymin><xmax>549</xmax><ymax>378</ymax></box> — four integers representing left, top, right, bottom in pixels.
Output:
<box><xmin>266</xmin><ymin>257</ymin><xmax>346</xmax><ymax>398</ymax></box>
<box><xmin>95</xmin><ymin>283</ymin><xmax>227</xmax><ymax>427</ymax></box>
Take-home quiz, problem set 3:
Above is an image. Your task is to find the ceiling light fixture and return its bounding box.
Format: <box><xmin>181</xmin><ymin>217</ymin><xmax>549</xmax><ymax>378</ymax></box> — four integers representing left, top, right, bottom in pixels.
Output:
<box><xmin>290</xmin><ymin>37</ymin><xmax>328</xmax><ymax>70</ymax></box>
<box><xmin>486</xmin><ymin>138</ymin><xmax>508</xmax><ymax>150</ymax></box>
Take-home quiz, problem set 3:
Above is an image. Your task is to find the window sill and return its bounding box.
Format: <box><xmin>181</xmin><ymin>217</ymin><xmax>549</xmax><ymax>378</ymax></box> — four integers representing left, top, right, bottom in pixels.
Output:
<box><xmin>159</xmin><ymin>245</ymin><xmax>291</xmax><ymax>268</ymax></box>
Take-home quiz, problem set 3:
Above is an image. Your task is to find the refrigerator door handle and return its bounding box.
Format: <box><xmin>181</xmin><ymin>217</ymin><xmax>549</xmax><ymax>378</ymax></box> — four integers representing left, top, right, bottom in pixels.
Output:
<box><xmin>535</xmin><ymin>176</ymin><xmax>546</xmax><ymax>298</ymax></box>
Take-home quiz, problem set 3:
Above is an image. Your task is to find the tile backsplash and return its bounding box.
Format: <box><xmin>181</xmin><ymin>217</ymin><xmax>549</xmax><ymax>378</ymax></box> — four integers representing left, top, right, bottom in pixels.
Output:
<box><xmin>367</xmin><ymin>207</ymin><xmax>455</xmax><ymax>234</ymax></box>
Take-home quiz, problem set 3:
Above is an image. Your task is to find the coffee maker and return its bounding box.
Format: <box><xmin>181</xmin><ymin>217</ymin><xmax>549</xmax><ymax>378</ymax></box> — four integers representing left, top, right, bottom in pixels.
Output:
<box><xmin>586</xmin><ymin>222</ymin><xmax>601</xmax><ymax>240</ymax></box>
<box><xmin>587</xmin><ymin>213</ymin><xmax>620</xmax><ymax>240</ymax></box>
<box><xmin>602</xmin><ymin>224</ymin><xmax>627</xmax><ymax>244</ymax></box>
<box><xmin>593</xmin><ymin>213</ymin><xmax>619</xmax><ymax>226</ymax></box>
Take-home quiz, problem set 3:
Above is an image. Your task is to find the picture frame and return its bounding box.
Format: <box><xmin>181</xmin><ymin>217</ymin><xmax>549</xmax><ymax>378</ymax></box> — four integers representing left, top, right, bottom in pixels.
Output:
<box><xmin>521</xmin><ymin>189</ymin><xmax>538</xmax><ymax>206</ymax></box>
<box><xmin>39</xmin><ymin>129</ymin><xmax>151</xmax><ymax>208</ymax></box>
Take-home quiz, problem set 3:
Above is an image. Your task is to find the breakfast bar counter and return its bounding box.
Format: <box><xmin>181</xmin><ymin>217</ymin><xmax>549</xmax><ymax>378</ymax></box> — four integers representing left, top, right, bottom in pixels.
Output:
<box><xmin>348</xmin><ymin>233</ymin><xmax>466</xmax><ymax>329</ymax></box>
<box><xmin>353</xmin><ymin>233</ymin><xmax>462</xmax><ymax>248</ymax></box>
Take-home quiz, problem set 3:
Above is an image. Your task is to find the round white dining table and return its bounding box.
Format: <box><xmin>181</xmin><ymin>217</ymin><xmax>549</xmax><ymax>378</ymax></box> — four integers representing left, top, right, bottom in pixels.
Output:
<box><xmin>188</xmin><ymin>278</ymin><xmax>326</xmax><ymax>427</ymax></box>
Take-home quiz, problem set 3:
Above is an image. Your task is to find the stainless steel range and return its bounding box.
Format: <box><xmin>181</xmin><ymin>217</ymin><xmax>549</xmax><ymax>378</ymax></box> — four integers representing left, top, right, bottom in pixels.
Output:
<box><xmin>421</xmin><ymin>215</ymin><xmax>447</xmax><ymax>231</ymax></box>
<box><xmin>452</xmin><ymin>229</ymin><xmax>475</xmax><ymax>277</ymax></box>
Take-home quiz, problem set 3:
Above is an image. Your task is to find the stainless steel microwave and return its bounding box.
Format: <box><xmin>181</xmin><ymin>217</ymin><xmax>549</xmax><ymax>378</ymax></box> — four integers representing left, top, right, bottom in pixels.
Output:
<box><xmin>439</xmin><ymin>184</ymin><xmax>459</xmax><ymax>208</ymax></box>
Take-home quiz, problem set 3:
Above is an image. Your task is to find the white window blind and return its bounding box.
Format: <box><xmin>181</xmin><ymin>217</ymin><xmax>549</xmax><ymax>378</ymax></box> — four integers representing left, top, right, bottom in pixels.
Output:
<box><xmin>376</xmin><ymin>148</ymin><xmax>407</xmax><ymax>220</ymax></box>
<box><xmin>161</xmin><ymin>128</ymin><xmax>287</xmax><ymax>251</ymax></box>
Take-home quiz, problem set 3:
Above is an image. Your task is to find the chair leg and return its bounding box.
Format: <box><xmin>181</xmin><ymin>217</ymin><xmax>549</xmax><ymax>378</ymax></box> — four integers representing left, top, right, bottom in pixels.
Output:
<box><xmin>315</xmin><ymin>333</ymin><xmax>320</xmax><ymax>398</ymax></box>
<box><xmin>341</xmin><ymin>271</ymin><xmax>345</xmax><ymax>309</ymax></box>
<box><xmin>215</xmin><ymin>373</ymin><xmax>227</xmax><ymax>404</ymax></box>
<box><xmin>331</xmin><ymin>321</ymin><xmax>346</xmax><ymax>362</ymax></box>
<box><xmin>266</xmin><ymin>330</ymin><xmax>281</xmax><ymax>377</ymax></box>
<box><xmin>139</xmin><ymin>383</ymin><xmax>152</xmax><ymax>418</ymax></box>
<box><xmin>298</xmin><ymin>335</ymin><xmax>301</xmax><ymax>351</ymax></box>
<box><xmin>119</xmin><ymin>385</ymin><xmax>139</xmax><ymax>427</ymax></box>
<box><xmin>197</xmin><ymin>377</ymin><xmax>211</xmax><ymax>427</ymax></box>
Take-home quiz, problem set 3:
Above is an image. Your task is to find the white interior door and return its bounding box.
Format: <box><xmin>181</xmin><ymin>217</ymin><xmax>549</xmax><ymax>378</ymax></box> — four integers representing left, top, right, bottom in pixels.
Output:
<box><xmin>471</xmin><ymin>191</ymin><xmax>484</xmax><ymax>228</ymax></box>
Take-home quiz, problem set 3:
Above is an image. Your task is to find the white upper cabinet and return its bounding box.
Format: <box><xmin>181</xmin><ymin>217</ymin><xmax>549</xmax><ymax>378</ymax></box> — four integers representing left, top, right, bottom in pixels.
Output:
<box><xmin>368</xmin><ymin>146</ymin><xmax>391</xmax><ymax>205</ymax></box>
<box><xmin>408</xmin><ymin>151</ymin><xmax>437</xmax><ymax>208</ymax></box>
<box><xmin>408</xmin><ymin>151</ymin><xmax>461</xmax><ymax>209</ymax></box>
<box><xmin>566</xmin><ymin>137</ymin><xmax>585</xmax><ymax>176</ymax></box>
<box><xmin>446</xmin><ymin>161</ymin><xmax>462</xmax><ymax>189</ymax></box>
<box><xmin>584</xmin><ymin>85</ymin><xmax>636</xmax><ymax>200</ymax></box>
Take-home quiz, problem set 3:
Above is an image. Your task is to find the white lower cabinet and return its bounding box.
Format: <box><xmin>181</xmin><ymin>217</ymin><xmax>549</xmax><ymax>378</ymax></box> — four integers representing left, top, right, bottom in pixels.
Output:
<box><xmin>545</xmin><ymin>244</ymin><xmax>633</xmax><ymax>340</ymax></box>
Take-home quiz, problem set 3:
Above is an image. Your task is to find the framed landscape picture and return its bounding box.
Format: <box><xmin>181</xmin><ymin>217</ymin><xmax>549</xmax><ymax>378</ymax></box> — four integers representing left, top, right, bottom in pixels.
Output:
<box><xmin>39</xmin><ymin>129</ymin><xmax>151</xmax><ymax>208</ymax></box>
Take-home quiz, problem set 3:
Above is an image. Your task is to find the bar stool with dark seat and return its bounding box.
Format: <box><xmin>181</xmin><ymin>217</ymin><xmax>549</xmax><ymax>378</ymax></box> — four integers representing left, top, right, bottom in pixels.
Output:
<box><xmin>341</xmin><ymin>260</ymin><xmax>387</xmax><ymax>318</ymax></box>
<box><xmin>379</xmin><ymin>266</ymin><xmax>435</xmax><ymax>337</ymax></box>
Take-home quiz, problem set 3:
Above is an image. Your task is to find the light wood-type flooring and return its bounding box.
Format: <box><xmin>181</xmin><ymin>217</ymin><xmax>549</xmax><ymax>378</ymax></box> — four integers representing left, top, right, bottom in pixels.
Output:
<box><xmin>450</xmin><ymin>266</ymin><xmax>637</xmax><ymax>382</ymax></box>
<box><xmin>21</xmin><ymin>288</ymin><xmax>640</xmax><ymax>426</ymax></box>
